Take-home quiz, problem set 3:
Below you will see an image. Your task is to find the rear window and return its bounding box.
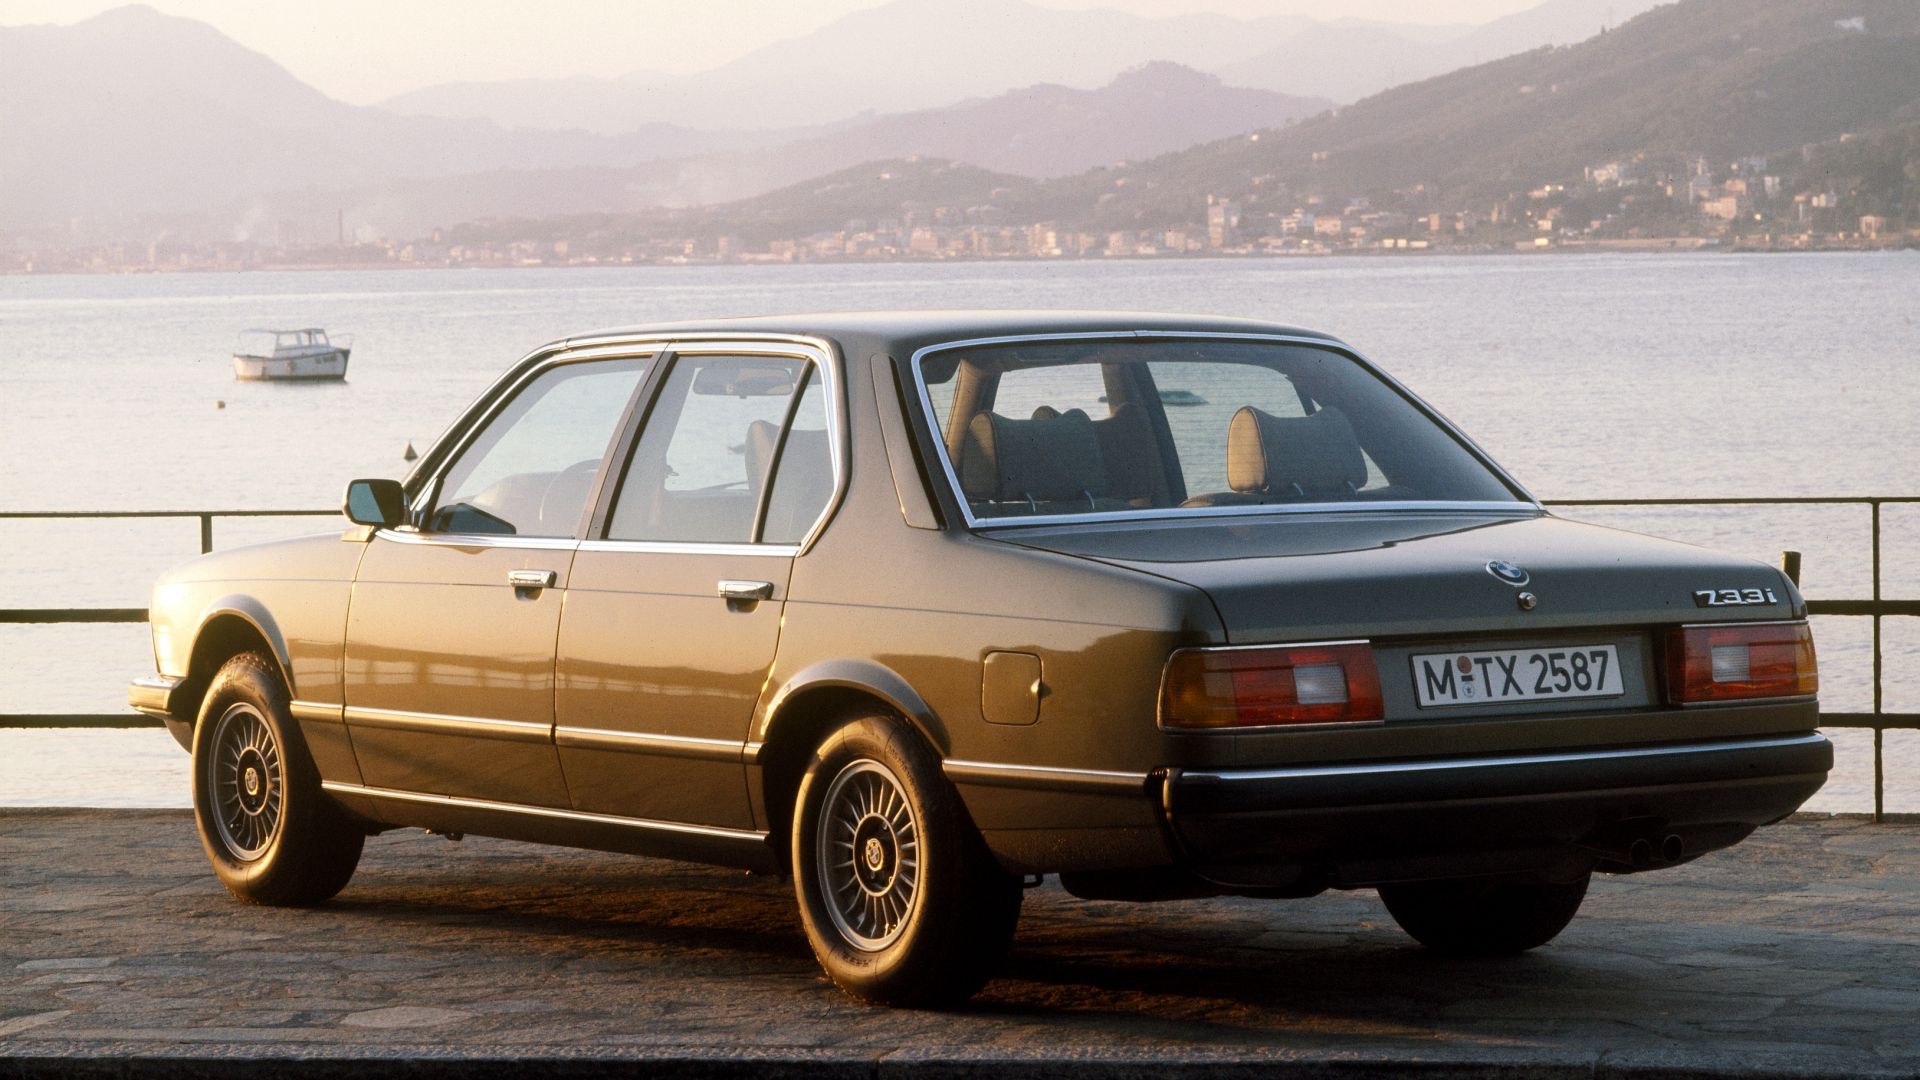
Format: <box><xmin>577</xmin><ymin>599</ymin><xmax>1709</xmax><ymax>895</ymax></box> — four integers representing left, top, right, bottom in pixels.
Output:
<box><xmin>913</xmin><ymin>338</ymin><xmax>1521</xmax><ymax>522</ymax></box>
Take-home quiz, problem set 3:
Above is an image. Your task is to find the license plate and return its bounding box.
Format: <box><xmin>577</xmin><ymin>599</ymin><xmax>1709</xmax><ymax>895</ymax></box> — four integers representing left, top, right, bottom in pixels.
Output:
<box><xmin>1411</xmin><ymin>645</ymin><xmax>1624</xmax><ymax>708</ymax></box>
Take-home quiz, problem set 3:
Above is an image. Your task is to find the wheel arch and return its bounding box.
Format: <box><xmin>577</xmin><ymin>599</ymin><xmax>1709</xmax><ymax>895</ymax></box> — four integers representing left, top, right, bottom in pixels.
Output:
<box><xmin>752</xmin><ymin>659</ymin><xmax>948</xmax><ymax>869</ymax></box>
<box><xmin>168</xmin><ymin>599</ymin><xmax>296</xmax><ymax>747</ymax></box>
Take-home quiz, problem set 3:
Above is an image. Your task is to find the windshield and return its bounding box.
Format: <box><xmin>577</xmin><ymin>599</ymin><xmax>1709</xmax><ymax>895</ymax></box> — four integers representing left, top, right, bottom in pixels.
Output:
<box><xmin>913</xmin><ymin>338</ymin><xmax>1525</xmax><ymax>523</ymax></box>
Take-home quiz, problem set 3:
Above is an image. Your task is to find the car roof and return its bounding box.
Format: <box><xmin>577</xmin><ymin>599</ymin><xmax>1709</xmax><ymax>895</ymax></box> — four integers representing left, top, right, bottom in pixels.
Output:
<box><xmin>563</xmin><ymin>310</ymin><xmax>1343</xmax><ymax>356</ymax></box>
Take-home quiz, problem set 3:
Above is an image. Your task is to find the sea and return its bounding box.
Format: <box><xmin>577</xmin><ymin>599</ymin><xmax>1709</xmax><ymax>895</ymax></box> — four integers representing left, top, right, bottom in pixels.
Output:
<box><xmin>2</xmin><ymin>252</ymin><xmax>1916</xmax><ymax>811</ymax></box>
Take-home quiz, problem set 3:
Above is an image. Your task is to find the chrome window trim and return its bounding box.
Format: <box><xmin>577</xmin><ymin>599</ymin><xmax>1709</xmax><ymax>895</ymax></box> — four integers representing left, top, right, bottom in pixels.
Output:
<box><xmin>1179</xmin><ymin>732</ymin><xmax>1830</xmax><ymax>785</ymax></box>
<box><xmin>343</xmin><ymin>705</ymin><xmax>553</xmax><ymax>745</ymax></box>
<box><xmin>905</xmin><ymin>331</ymin><xmax>1542</xmax><ymax>532</ymax></box>
<box><xmin>388</xmin><ymin>332</ymin><xmax>848</xmax><ymax>556</ymax></box>
<box><xmin>555</xmin><ymin>725</ymin><xmax>748</xmax><ymax>762</ymax></box>
<box><xmin>373</xmin><ymin>530</ymin><xmax>582</xmax><ymax>553</ymax></box>
<box><xmin>575</xmin><ymin>539</ymin><xmax>798</xmax><ymax>558</ymax></box>
<box><xmin>973</xmin><ymin>501</ymin><xmax>1538</xmax><ymax>532</ymax></box>
<box><xmin>319</xmin><ymin>780</ymin><xmax>767</xmax><ymax>841</ymax></box>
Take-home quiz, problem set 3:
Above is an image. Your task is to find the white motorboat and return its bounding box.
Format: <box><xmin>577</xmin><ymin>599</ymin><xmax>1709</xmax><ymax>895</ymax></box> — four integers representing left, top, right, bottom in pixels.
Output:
<box><xmin>232</xmin><ymin>328</ymin><xmax>351</xmax><ymax>381</ymax></box>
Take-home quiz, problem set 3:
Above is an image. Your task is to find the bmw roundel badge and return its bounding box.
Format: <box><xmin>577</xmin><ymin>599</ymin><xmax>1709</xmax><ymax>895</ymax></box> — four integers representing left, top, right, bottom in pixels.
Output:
<box><xmin>1486</xmin><ymin>560</ymin><xmax>1530</xmax><ymax>587</ymax></box>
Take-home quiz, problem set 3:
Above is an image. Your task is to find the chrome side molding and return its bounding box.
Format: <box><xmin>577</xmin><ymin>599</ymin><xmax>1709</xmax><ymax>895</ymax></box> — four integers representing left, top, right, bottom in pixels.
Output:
<box><xmin>319</xmin><ymin>781</ymin><xmax>767</xmax><ymax>841</ymax></box>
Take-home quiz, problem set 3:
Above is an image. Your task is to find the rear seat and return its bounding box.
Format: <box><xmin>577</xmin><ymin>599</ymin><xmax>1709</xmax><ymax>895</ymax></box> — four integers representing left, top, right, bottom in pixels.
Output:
<box><xmin>959</xmin><ymin>408</ymin><xmax>1133</xmax><ymax>516</ymax></box>
<box><xmin>1184</xmin><ymin>405</ymin><xmax>1367</xmax><ymax>506</ymax></box>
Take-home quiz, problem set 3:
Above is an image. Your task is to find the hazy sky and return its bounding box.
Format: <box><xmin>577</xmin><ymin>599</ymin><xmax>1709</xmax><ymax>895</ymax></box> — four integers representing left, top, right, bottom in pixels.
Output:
<box><xmin>2</xmin><ymin>0</ymin><xmax>1558</xmax><ymax>104</ymax></box>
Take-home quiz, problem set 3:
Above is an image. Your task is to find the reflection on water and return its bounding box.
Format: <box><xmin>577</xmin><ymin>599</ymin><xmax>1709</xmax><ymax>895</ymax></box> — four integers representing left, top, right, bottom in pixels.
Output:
<box><xmin>2</xmin><ymin>253</ymin><xmax>1916</xmax><ymax>808</ymax></box>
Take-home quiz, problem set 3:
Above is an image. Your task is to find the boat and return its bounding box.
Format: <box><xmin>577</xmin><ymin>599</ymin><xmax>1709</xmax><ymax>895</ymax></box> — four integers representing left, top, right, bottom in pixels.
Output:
<box><xmin>1100</xmin><ymin>389</ymin><xmax>1208</xmax><ymax>406</ymax></box>
<box><xmin>232</xmin><ymin>328</ymin><xmax>350</xmax><ymax>381</ymax></box>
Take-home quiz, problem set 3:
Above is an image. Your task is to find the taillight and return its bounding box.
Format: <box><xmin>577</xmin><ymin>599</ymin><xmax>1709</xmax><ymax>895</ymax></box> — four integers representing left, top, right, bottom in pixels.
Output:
<box><xmin>1666</xmin><ymin>621</ymin><xmax>1817</xmax><ymax>703</ymax></box>
<box><xmin>1161</xmin><ymin>641</ymin><xmax>1383</xmax><ymax>730</ymax></box>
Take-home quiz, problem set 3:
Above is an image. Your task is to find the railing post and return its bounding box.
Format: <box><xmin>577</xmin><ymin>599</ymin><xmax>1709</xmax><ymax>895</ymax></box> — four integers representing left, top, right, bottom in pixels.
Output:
<box><xmin>200</xmin><ymin>513</ymin><xmax>213</xmax><ymax>555</ymax></box>
<box><xmin>1872</xmin><ymin>500</ymin><xmax>1884</xmax><ymax>824</ymax></box>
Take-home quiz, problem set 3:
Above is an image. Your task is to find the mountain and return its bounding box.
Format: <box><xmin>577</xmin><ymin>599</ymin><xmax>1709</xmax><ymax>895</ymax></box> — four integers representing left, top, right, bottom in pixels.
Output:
<box><xmin>763</xmin><ymin>63</ymin><xmax>1328</xmax><ymax>182</ymax></box>
<box><xmin>1050</xmin><ymin>0</ymin><xmax>1920</xmax><ymax>228</ymax></box>
<box><xmin>0</xmin><ymin>6</ymin><xmax>772</xmax><ymax>231</ymax></box>
<box><xmin>542</xmin><ymin>0</ymin><xmax>1920</xmax><ymax>248</ymax></box>
<box><xmin>381</xmin><ymin>0</ymin><xmax>1335</xmax><ymax>131</ymax></box>
<box><xmin>377</xmin><ymin>0</ymin><xmax>1674</xmax><ymax>134</ymax></box>
<box><xmin>291</xmin><ymin>64</ymin><xmax>1324</xmax><ymax>238</ymax></box>
<box><xmin>1216</xmin><ymin>0</ymin><xmax>1672</xmax><ymax>103</ymax></box>
<box><xmin>379</xmin><ymin>72</ymin><xmax>676</xmax><ymax>135</ymax></box>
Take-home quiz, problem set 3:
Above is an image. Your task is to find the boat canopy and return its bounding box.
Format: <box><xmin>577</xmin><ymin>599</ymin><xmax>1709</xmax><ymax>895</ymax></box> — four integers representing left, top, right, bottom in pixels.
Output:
<box><xmin>236</xmin><ymin>328</ymin><xmax>331</xmax><ymax>354</ymax></box>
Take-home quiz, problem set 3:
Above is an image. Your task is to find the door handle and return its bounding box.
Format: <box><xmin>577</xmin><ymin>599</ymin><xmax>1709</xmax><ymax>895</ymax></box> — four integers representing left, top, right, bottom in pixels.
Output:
<box><xmin>717</xmin><ymin>579</ymin><xmax>774</xmax><ymax>602</ymax></box>
<box><xmin>508</xmin><ymin>569</ymin><xmax>557</xmax><ymax>590</ymax></box>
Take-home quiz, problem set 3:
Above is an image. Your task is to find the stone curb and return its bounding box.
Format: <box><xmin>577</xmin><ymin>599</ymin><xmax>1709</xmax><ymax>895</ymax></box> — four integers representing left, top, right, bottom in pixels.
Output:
<box><xmin>4</xmin><ymin>1045</ymin><xmax>1917</xmax><ymax>1080</ymax></box>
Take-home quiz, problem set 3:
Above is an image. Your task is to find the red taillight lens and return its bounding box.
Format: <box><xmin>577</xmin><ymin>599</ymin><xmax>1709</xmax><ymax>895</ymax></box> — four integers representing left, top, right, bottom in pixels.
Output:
<box><xmin>1161</xmin><ymin>642</ymin><xmax>1383</xmax><ymax>730</ymax></box>
<box><xmin>1666</xmin><ymin>621</ymin><xmax>1817</xmax><ymax>703</ymax></box>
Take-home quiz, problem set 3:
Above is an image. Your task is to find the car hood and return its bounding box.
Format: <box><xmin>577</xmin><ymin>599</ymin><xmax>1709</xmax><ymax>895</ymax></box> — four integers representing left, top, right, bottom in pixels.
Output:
<box><xmin>989</xmin><ymin>511</ymin><xmax>1801</xmax><ymax>643</ymax></box>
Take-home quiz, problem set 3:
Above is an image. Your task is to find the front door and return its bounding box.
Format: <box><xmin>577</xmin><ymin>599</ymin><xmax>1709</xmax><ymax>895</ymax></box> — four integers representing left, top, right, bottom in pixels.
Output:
<box><xmin>555</xmin><ymin>347</ymin><xmax>840</xmax><ymax>828</ymax></box>
<box><xmin>344</xmin><ymin>354</ymin><xmax>651</xmax><ymax>807</ymax></box>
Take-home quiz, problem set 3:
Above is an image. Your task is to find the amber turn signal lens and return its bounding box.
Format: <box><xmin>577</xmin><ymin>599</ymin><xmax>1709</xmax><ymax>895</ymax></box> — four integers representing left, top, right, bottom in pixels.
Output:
<box><xmin>1161</xmin><ymin>642</ymin><xmax>1384</xmax><ymax>729</ymax></box>
<box><xmin>1666</xmin><ymin>621</ymin><xmax>1817</xmax><ymax>704</ymax></box>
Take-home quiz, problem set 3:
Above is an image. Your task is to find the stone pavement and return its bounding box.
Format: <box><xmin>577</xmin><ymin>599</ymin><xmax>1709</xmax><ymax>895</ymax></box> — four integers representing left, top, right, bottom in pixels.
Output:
<box><xmin>1</xmin><ymin>810</ymin><xmax>1916</xmax><ymax>1079</ymax></box>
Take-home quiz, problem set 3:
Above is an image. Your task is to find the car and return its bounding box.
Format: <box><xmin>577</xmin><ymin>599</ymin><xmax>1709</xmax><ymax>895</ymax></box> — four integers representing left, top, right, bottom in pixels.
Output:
<box><xmin>131</xmin><ymin>311</ymin><xmax>1830</xmax><ymax>1005</ymax></box>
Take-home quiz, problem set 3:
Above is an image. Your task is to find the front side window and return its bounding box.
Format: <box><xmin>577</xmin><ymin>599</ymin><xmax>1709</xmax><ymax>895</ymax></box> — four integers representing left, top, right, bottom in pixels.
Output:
<box><xmin>607</xmin><ymin>354</ymin><xmax>833</xmax><ymax>544</ymax></box>
<box><xmin>916</xmin><ymin>339</ymin><xmax>1520</xmax><ymax>521</ymax></box>
<box><xmin>428</xmin><ymin>357</ymin><xmax>648</xmax><ymax>537</ymax></box>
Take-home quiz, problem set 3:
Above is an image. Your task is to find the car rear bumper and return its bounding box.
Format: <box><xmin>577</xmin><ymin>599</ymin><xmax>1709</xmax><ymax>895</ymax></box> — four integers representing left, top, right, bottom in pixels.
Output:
<box><xmin>1163</xmin><ymin>732</ymin><xmax>1832</xmax><ymax>889</ymax></box>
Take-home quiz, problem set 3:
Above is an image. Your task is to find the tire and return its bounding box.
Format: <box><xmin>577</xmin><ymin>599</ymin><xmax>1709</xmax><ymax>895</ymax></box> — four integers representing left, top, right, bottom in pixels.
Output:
<box><xmin>191</xmin><ymin>652</ymin><xmax>363</xmax><ymax>906</ymax></box>
<box><xmin>1377</xmin><ymin>872</ymin><xmax>1591</xmax><ymax>956</ymax></box>
<box><xmin>791</xmin><ymin>713</ymin><xmax>1022</xmax><ymax>1006</ymax></box>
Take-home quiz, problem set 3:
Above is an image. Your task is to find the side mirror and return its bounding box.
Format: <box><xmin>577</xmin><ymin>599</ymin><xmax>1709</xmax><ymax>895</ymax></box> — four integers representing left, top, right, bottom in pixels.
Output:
<box><xmin>343</xmin><ymin>478</ymin><xmax>406</xmax><ymax>528</ymax></box>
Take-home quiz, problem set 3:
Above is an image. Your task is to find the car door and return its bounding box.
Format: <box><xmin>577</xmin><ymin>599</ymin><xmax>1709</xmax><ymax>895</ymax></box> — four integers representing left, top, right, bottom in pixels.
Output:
<box><xmin>343</xmin><ymin>352</ymin><xmax>653</xmax><ymax>808</ymax></box>
<box><xmin>555</xmin><ymin>343</ymin><xmax>841</xmax><ymax>829</ymax></box>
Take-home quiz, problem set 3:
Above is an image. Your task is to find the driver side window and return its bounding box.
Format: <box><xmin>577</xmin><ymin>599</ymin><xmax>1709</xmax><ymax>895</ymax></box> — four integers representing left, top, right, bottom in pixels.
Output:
<box><xmin>428</xmin><ymin>357</ymin><xmax>648</xmax><ymax>537</ymax></box>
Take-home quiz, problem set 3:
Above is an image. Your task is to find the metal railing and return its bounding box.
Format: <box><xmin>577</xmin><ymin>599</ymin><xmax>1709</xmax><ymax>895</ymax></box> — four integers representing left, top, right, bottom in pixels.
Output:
<box><xmin>1546</xmin><ymin>496</ymin><xmax>1919</xmax><ymax>823</ymax></box>
<box><xmin>0</xmin><ymin>509</ymin><xmax>332</xmax><ymax>728</ymax></box>
<box><xmin>2</xmin><ymin>499</ymin><xmax>1914</xmax><ymax>820</ymax></box>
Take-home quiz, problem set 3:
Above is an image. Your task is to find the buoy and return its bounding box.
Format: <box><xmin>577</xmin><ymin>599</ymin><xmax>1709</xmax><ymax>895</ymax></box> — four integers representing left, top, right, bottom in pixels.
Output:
<box><xmin>215</xmin><ymin>400</ymin><xmax>225</xmax><ymax>409</ymax></box>
<box><xmin>402</xmin><ymin>441</ymin><xmax>417</xmax><ymax>462</ymax></box>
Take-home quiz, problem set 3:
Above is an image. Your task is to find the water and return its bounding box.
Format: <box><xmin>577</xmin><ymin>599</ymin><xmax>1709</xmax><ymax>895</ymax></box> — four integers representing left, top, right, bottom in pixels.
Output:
<box><xmin>2</xmin><ymin>253</ymin><xmax>1916</xmax><ymax>810</ymax></box>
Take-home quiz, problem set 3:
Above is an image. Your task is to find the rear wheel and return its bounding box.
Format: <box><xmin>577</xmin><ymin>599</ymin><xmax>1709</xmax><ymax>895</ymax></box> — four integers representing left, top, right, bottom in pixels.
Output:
<box><xmin>191</xmin><ymin>653</ymin><xmax>363</xmax><ymax>905</ymax></box>
<box><xmin>1377</xmin><ymin>872</ymin><xmax>1590</xmax><ymax>956</ymax></box>
<box><xmin>791</xmin><ymin>713</ymin><xmax>1022</xmax><ymax>1006</ymax></box>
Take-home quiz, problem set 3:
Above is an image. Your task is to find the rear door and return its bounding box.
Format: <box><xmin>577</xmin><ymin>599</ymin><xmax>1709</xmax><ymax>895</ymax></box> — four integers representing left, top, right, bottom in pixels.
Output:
<box><xmin>555</xmin><ymin>342</ymin><xmax>841</xmax><ymax>828</ymax></box>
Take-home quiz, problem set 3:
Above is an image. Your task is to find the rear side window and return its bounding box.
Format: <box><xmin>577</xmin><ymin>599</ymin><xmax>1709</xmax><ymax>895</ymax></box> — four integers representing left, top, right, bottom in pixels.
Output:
<box><xmin>606</xmin><ymin>354</ymin><xmax>834</xmax><ymax>544</ymax></box>
<box><xmin>916</xmin><ymin>339</ymin><xmax>1518</xmax><ymax>521</ymax></box>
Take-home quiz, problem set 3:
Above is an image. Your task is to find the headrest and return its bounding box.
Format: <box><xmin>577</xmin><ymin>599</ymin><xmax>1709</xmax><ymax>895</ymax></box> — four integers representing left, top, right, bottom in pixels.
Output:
<box><xmin>746</xmin><ymin>420</ymin><xmax>829</xmax><ymax>484</ymax></box>
<box><xmin>960</xmin><ymin>410</ymin><xmax>1106</xmax><ymax>503</ymax></box>
<box><xmin>1226</xmin><ymin>406</ymin><xmax>1366</xmax><ymax>495</ymax></box>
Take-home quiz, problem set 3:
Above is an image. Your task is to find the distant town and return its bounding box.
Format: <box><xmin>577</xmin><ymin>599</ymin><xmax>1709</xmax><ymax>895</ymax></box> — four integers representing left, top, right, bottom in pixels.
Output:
<box><xmin>7</xmin><ymin>147</ymin><xmax>1914</xmax><ymax>274</ymax></box>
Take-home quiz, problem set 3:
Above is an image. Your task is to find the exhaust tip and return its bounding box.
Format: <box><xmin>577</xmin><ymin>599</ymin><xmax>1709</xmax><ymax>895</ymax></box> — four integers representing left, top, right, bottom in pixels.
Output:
<box><xmin>1628</xmin><ymin>837</ymin><xmax>1654</xmax><ymax>867</ymax></box>
<box><xmin>1661</xmin><ymin>834</ymin><xmax>1685</xmax><ymax>863</ymax></box>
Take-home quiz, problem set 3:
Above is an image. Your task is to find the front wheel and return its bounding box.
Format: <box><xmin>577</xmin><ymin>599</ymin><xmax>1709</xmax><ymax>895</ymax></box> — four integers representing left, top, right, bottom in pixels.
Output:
<box><xmin>191</xmin><ymin>653</ymin><xmax>364</xmax><ymax>905</ymax></box>
<box><xmin>1377</xmin><ymin>872</ymin><xmax>1590</xmax><ymax>956</ymax></box>
<box><xmin>791</xmin><ymin>713</ymin><xmax>1021</xmax><ymax>1006</ymax></box>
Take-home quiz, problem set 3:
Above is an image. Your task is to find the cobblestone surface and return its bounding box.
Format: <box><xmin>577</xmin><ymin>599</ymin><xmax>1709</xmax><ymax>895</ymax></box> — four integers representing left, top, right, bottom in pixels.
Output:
<box><xmin>1</xmin><ymin>810</ymin><xmax>1915</xmax><ymax>1077</ymax></box>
